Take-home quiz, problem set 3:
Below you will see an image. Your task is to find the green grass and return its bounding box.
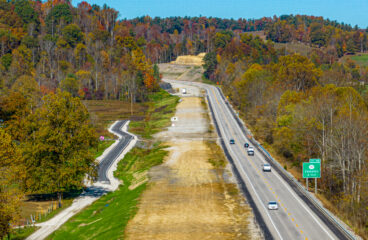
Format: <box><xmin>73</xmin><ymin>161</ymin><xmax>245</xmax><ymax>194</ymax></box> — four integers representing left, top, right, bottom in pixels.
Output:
<box><xmin>47</xmin><ymin>144</ymin><xmax>168</xmax><ymax>240</ymax></box>
<box><xmin>350</xmin><ymin>54</ymin><xmax>368</xmax><ymax>67</ymax></box>
<box><xmin>5</xmin><ymin>226</ymin><xmax>38</xmax><ymax>240</ymax></box>
<box><xmin>91</xmin><ymin>140</ymin><xmax>115</xmax><ymax>159</ymax></box>
<box><xmin>48</xmin><ymin>89</ymin><xmax>178</xmax><ymax>240</ymax></box>
<box><xmin>129</xmin><ymin>89</ymin><xmax>179</xmax><ymax>138</ymax></box>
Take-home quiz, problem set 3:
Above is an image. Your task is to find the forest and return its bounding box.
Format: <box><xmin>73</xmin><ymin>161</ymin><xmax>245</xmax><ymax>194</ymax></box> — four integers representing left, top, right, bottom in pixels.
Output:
<box><xmin>0</xmin><ymin>0</ymin><xmax>368</xmax><ymax>238</ymax></box>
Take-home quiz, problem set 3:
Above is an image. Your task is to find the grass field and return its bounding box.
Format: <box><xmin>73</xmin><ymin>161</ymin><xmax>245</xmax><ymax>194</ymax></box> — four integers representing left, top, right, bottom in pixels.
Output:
<box><xmin>129</xmin><ymin>90</ymin><xmax>179</xmax><ymax>138</ymax></box>
<box><xmin>47</xmin><ymin>90</ymin><xmax>178</xmax><ymax>240</ymax></box>
<box><xmin>348</xmin><ymin>54</ymin><xmax>368</xmax><ymax>67</ymax></box>
<box><xmin>5</xmin><ymin>226</ymin><xmax>39</xmax><ymax>240</ymax></box>
<box><xmin>47</xmin><ymin>144</ymin><xmax>168</xmax><ymax>240</ymax></box>
<box><xmin>339</xmin><ymin>53</ymin><xmax>368</xmax><ymax>68</ymax></box>
<box><xmin>274</xmin><ymin>42</ymin><xmax>316</xmax><ymax>56</ymax></box>
<box><xmin>83</xmin><ymin>100</ymin><xmax>147</xmax><ymax>138</ymax></box>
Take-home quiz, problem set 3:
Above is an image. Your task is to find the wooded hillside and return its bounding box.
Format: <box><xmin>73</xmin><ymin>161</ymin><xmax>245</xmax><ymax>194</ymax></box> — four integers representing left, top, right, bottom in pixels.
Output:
<box><xmin>0</xmin><ymin>0</ymin><xmax>368</xmax><ymax>238</ymax></box>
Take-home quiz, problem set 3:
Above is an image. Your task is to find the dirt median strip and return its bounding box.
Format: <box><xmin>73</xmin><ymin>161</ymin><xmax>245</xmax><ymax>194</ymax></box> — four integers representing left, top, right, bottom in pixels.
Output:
<box><xmin>125</xmin><ymin>93</ymin><xmax>261</xmax><ymax>239</ymax></box>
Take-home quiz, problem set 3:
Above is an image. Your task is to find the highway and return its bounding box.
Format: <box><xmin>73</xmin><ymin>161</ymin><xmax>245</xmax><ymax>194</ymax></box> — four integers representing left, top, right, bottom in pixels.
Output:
<box><xmin>165</xmin><ymin>79</ymin><xmax>351</xmax><ymax>240</ymax></box>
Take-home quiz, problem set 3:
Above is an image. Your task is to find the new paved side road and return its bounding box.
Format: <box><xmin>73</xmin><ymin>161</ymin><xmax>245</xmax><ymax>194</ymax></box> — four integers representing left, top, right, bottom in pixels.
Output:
<box><xmin>98</xmin><ymin>120</ymin><xmax>133</xmax><ymax>182</ymax></box>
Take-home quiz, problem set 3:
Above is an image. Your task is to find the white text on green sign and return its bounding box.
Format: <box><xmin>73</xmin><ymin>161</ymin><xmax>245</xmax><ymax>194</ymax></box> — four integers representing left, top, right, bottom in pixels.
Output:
<box><xmin>303</xmin><ymin>162</ymin><xmax>321</xmax><ymax>178</ymax></box>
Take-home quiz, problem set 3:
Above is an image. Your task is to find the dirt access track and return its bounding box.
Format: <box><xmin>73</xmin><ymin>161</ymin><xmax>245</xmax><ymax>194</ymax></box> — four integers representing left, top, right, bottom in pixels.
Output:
<box><xmin>125</xmin><ymin>81</ymin><xmax>261</xmax><ymax>239</ymax></box>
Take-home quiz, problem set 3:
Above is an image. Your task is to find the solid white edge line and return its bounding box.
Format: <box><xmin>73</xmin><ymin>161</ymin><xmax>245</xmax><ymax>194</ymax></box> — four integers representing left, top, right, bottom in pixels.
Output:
<box><xmin>166</xmin><ymin>79</ymin><xmax>284</xmax><ymax>240</ymax></box>
<box><xmin>211</xmin><ymin>84</ymin><xmax>336</xmax><ymax>240</ymax></box>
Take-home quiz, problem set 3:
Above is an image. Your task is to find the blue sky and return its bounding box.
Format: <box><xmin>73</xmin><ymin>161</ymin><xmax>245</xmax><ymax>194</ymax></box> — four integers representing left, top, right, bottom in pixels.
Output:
<box><xmin>73</xmin><ymin>0</ymin><xmax>368</xmax><ymax>28</ymax></box>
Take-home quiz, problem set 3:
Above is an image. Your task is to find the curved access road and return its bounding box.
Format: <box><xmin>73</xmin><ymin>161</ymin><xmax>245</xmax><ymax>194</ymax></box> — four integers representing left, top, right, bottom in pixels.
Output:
<box><xmin>98</xmin><ymin>120</ymin><xmax>133</xmax><ymax>183</ymax></box>
<box><xmin>164</xmin><ymin>79</ymin><xmax>353</xmax><ymax>240</ymax></box>
<box><xmin>27</xmin><ymin>120</ymin><xmax>137</xmax><ymax>240</ymax></box>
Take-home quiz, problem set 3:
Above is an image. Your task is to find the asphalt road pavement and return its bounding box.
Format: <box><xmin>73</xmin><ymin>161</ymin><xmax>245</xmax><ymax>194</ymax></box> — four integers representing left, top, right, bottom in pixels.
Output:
<box><xmin>98</xmin><ymin>120</ymin><xmax>133</xmax><ymax>182</ymax></box>
<box><xmin>165</xmin><ymin>79</ymin><xmax>352</xmax><ymax>240</ymax></box>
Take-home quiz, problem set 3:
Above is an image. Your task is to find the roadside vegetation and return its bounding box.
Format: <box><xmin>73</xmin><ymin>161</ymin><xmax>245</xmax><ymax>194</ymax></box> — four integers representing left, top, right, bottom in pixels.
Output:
<box><xmin>0</xmin><ymin>0</ymin><xmax>367</xmax><ymax>238</ymax></box>
<box><xmin>203</xmin><ymin>27</ymin><xmax>368</xmax><ymax>238</ymax></box>
<box><xmin>48</xmin><ymin>90</ymin><xmax>178</xmax><ymax>239</ymax></box>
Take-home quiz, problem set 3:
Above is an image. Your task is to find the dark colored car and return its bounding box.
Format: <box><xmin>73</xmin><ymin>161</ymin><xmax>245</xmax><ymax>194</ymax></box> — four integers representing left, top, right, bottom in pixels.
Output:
<box><xmin>244</xmin><ymin>143</ymin><xmax>249</xmax><ymax>148</ymax></box>
<box><xmin>230</xmin><ymin>139</ymin><xmax>235</xmax><ymax>144</ymax></box>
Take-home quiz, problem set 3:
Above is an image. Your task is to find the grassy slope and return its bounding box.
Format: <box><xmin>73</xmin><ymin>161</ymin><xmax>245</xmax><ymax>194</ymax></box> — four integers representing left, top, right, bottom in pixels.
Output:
<box><xmin>340</xmin><ymin>53</ymin><xmax>368</xmax><ymax>67</ymax></box>
<box><xmin>48</xmin><ymin>90</ymin><xmax>178</xmax><ymax>240</ymax></box>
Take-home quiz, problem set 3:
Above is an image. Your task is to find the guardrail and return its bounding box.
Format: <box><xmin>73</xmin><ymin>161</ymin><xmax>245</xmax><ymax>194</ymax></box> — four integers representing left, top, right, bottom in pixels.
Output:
<box><xmin>215</xmin><ymin>87</ymin><xmax>355</xmax><ymax>240</ymax></box>
<box><xmin>205</xmin><ymin>92</ymin><xmax>274</xmax><ymax>240</ymax></box>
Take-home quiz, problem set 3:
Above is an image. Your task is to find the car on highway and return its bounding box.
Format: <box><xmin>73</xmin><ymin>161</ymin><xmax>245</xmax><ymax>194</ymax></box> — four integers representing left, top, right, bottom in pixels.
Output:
<box><xmin>182</xmin><ymin>88</ymin><xmax>186</xmax><ymax>94</ymax></box>
<box><xmin>268</xmin><ymin>201</ymin><xmax>278</xmax><ymax>210</ymax></box>
<box><xmin>247</xmin><ymin>146</ymin><xmax>254</xmax><ymax>156</ymax></box>
<box><xmin>263</xmin><ymin>163</ymin><xmax>271</xmax><ymax>172</ymax></box>
<box><xmin>230</xmin><ymin>139</ymin><xmax>235</xmax><ymax>144</ymax></box>
<box><xmin>244</xmin><ymin>143</ymin><xmax>249</xmax><ymax>148</ymax></box>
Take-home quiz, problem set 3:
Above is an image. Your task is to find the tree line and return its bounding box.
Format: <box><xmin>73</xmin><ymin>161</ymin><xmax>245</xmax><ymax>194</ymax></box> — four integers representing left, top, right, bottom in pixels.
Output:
<box><xmin>203</xmin><ymin>31</ymin><xmax>368</xmax><ymax>237</ymax></box>
<box><xmin>1</xmin><ymin>0</ymin><xmax>368</xmax><ymax>237</ymax></box>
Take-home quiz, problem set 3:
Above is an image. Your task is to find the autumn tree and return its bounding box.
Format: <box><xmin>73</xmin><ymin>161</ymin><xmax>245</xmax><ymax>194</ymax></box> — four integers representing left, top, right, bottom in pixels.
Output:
<box><xmin>45</xmin><ymin>3</ymin><xmax>72</xmax><ymax>35</ymax></box>
<box><xmin>0</xmin><ymin>129</ymin><xmax>23</xmax><ymax>239</ymax></box>
<box><xmin>274</xmin><ymin>54</ymin><xmax>321</xmax><ymax>91</ymax></box>
<box><xmin>22</xmin><ymin>90</ymin><xmax>97</xmax><ymax>206</ymax></box>
<box><xmin>62</xmin><ymin>24</ymin><xmax>84</xmax><ymax>48</ymax></box>
<box><xmin>203</xmin><ymin>52</ymin><xmax>217</xmax><ymax>80</ymax></box>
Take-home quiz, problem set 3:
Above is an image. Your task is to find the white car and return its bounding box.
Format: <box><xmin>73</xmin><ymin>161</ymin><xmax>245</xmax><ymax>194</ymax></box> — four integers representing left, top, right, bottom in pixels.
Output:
<box><xmin>263</xmin><ymin>163</ymin><xmax>271</xmax><ymax>172</ymax></box>
<box><xmin>268</xmin><ymin>201</ymin><xmax>278</xmax><ymax>210</ymax></box>
<box><xmin>247</xmin><ymin>146</ymin><xmax>254</xmax><ymax>156</ymax></box>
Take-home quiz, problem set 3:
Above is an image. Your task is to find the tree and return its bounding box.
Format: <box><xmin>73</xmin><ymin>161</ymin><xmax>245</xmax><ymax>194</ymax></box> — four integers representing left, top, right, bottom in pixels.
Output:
<box><xmin>45</xmin><ymin>3</ymin><xmax>73</xmax><ymax>35</ymax></box>
<box><xmin>14</xmin><ymin>0</ymin><xmax>39</xmax><ymax>27</ymax></box>
<box><xmin>0</xmin><ymin>129</ymin><xmax>23</xmax><ymax>239</ymax></box>
<box><xmin>233</xmin><ymin>64</ymin><xmax>272</xmax><ymax>111</ymax></box>
<box><xmin>60</xmin><ymin>75</ymin><xmax>79</xmax><ymax>97</ymax></box>
<box><xmin>310</xmin><ymin>22</ymin><xmax>326</xmax><ymax>47</ymax></box>
<box><xmin>203</xmin><ymin>52</ymin><xmax>217</xmax><ymax>80</ymax></box>
<box><xmin>214</xmin><ymin>30</ymin><xmax>233</xmax><ymax>49</ymax></box>
<box><xmin>23</xmin><ymin>90</ymin><xmax>97</xmax><ymax>206</ymax></box>
<box><xmin>275</xmin><ymin>54</ymin><xmax>321</xmax><ymax>91</ymax></box>
<box><xmin>0</xmin><ymin>91</ymin><xmax>31</xmax><ymax>141</ymax></box>
<box><xmin>62</xmin><ymin>24</ymin><xmax>84</xmax><ymax>48</ymax></box>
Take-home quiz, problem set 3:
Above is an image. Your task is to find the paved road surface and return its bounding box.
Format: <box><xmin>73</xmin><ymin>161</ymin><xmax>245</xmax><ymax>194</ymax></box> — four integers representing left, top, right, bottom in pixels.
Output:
<box><xmin>27</xmin><ymin>120</ymin><xmax>136</xmax><ymax>240</ymax></box>
<box><xmin>98</xmin><ymin>120</ymin><xmax>133</xmax><ymax>182</ymax></box>
<box><xmin>165</xmin><ymin>79</ymin><xmax>350</xmax><ymax>240</ymax></box>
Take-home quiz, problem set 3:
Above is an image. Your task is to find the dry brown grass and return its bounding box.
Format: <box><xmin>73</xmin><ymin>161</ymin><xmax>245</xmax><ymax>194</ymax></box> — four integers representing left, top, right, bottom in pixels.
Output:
<box><xmin>83</xmin><ymin>100</ymin><xmax>147</xmax><ymax>138</ymax></box>
<box><xmin>274</xmin><ymin>42</ymin><xmax>317</xmax><ymax>56</ymax></box>
<box><xmin>171</xmin><ymin>53</ymin><xmax>205</xmax><ymax>66</ymax></box>
<box><xmin>125</xmin><ymin>95</ymin><xmax>257</xmax><ymax>240</ymax></box>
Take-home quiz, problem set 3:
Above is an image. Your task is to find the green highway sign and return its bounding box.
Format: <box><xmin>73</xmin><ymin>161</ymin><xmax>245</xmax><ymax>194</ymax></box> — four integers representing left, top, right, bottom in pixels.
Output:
<box><xmin>303</xmin><ymin>162</ymin><xmax>321</xmax><ymax>178</ymax></box>
<box><xmin>309</xmin><ymin>159</ymin><xmax>321</xmax><ymax>163</ymax></box>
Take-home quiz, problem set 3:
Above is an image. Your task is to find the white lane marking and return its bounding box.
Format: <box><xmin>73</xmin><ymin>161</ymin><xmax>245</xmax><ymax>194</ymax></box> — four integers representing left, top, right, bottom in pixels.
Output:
<box><xmin>209</xmin><ymin>85</ymin><xmax>335</xmax><ymax>240</ymax></box>
<box><xmin>208</xmin><ymin>87</ymin><xmax>284</xmax><ymax>240</ymax></box>
<box><xmin>262</xmin><ymin>157</ymin><xmax>335</xmax><ymax>240</ymax></box>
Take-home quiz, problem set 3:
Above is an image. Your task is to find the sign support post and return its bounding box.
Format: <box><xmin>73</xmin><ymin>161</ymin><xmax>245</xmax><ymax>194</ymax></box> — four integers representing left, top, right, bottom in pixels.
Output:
<box><xmin>306</xmin><ymin>178</ymin><xmax>308</xmax><ymax>191</ymax></box>
<box><xmin>303</xmin><ymin>159</ymin><xmax>321</xmax><ymax>193</ymax></box>
<box><xmin>315</xmin><ymin>178</ymin><xmax>317</xmax><ymax>194</ymax></box>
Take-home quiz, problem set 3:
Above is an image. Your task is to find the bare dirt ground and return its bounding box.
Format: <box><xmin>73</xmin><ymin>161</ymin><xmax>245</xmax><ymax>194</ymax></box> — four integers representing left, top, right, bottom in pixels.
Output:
<box><xmin>125</xmin><ymin>85</ymin><xmax>261</xmax><ymax>239</ymax></box>
<box><xmin>159</xmin><ymin>63</ymin><xmax>203</xmax><ymax>82</ymax></box>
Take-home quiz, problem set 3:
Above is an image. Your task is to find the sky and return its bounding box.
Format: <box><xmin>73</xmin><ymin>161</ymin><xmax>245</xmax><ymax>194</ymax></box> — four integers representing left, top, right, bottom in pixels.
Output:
<box><xmin>73</xmin><ymin>0</ymin><xmax>368</xmax><ymax>28</ymax></box>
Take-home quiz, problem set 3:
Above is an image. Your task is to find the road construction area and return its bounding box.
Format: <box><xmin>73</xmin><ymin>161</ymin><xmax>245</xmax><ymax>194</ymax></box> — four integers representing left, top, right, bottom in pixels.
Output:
<box><xmin>125</xmin><ymin>83</ymin><xmax>260</xmax><ymax>240</ymax></box>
